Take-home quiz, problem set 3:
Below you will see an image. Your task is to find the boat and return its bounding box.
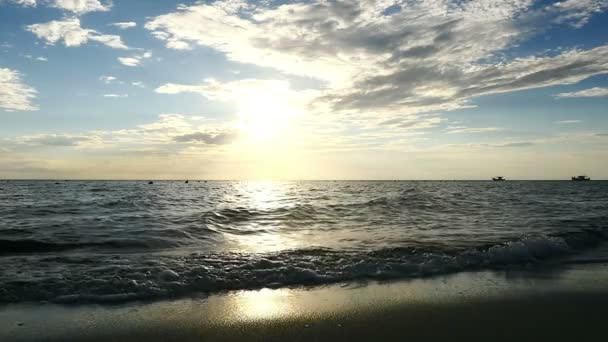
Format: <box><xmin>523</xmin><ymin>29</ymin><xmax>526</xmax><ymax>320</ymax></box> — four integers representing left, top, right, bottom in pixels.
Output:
<box><xmin>571</xmin><ymin>175</ymin><xmax>590</xmax><ymax>181</ymax></box>
<box><xmin>492</xmin><ymin>176</ymin><xmax>505</xmax><ymax>181</ymax></box>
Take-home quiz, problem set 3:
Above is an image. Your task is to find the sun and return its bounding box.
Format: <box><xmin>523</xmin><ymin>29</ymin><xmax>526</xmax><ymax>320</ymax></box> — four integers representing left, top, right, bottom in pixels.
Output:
<box><xmin>235</xmin><ymin>81</ymin><xmax>300</xmax><ymax>141</ymax></box>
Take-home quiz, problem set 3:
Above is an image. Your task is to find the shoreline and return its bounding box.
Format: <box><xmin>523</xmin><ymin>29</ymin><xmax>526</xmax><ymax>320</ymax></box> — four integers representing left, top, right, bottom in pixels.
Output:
<box><xmin>2</xmin><ymin>263</ymin><xmax>608</xmax><ymax>341</ymax></box>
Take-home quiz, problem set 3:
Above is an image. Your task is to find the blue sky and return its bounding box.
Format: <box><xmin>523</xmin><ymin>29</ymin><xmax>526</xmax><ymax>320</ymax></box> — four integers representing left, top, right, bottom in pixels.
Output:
<box><xmin>0</xmin><ymin>0</ymin><xmax>607</xmax><ymax>179</ymax></box>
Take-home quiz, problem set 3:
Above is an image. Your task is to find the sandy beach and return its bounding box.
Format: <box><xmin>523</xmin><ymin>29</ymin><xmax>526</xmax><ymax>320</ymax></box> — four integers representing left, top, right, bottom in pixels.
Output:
<box><xmin>2</xmin><ymin>262</ymin><xmax>607</xmax><ymax>342</ymax></box>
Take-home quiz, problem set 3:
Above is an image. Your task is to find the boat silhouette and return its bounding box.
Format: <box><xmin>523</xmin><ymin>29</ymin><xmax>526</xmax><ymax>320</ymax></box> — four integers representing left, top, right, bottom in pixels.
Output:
<box><xmin>492</xmin><ymin>176</ymin><xmax>505</xmax><ymax>181</ymax></box>
<box><xmin>571</xmin><ymin>175</ymin><xmax>590</xmax><ymax>181</ymax></box>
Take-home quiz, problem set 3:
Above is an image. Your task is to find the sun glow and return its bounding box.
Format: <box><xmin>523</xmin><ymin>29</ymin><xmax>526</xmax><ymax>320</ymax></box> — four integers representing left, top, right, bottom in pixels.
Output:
<box><xmin>235</xmin><ymin>81</ymin><xmax>301</xmax><ymax>141</ymax></box>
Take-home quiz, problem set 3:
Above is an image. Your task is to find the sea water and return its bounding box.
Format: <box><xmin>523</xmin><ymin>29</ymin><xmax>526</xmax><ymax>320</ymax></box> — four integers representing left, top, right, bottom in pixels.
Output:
<box><xmin>1</xmin><ymin>180</ymin><xmax>606</xmax><ymax>303</ymax></box>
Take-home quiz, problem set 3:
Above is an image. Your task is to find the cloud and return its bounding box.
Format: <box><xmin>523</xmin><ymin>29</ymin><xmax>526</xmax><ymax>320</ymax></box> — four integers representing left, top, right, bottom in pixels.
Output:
<box><xmin>595</xmin><ymin>133</ymin><xmax>608</xmax><ymax>137</ymax></box>
<box><xmin>22</xmin><ymin>134</ymin><xmax>92</xmax><ymax>146</ymax></box>
<box><xmin>0</xmin><ymin>67</ymin><xmax>38</xmax><ymax>111</ymax></box>
<box><xmin>110</xmin><ymin>22</ymin><xmax>137</xmax><ymax>29</ymax></box>
<box><xmin>131</xmin><ymin>81</ymin><xmax>145</xmax><ymax>88</ymax></box>
<box><xmin>554</xmin><ymin>120</ymin><xmax>581</xmax><ymax>124</ymax></box>
<box><xmin>99</xmin><ymin>75</ymin><xmax>119</xmax><ymax>84</ymax></box>
<box><xmin>446</xmin><ymin>126</ymin><xmax>503</xmax><ymax>134</ymax></box>
<box><xmin>550</xmin><ymin>0</ymin><xmax>608</xmax><ymax>28</ymax></box>
<box><xmin>155</xmin><ymin>78</ymin><xmax>289</xmax><ymax>100</ymax></box>
<box><xmin>13</xmin><ymin>114</ymin><xmax>238</xmax><ymax>152</ymax></box>
<box><xmin>154</xmin><ymin>78</ymin><xmax>318</xmax><ymax>112</ymax></box>
<box><xmin>35</xmin><ymin>56</ymin><xmax>48</xmax><ymax>61</ymax></box>
<box><xmin>173</xmin><ymin>131</ymin><xmax>239</xmax><ymax>145</ymax></box>
<box><xmin>26</xmin><ymin>18</ymin><xmax>128</xmax><ymax>49</ymax></box>
<box><xmin>118</xmin><ymin>51</ymin><xmax>152</xmax><ymax>67</ymax></box>
<box><xmin>146</xmin><ymin>1</ymin><xmax>608</xmax><ymax>124</ymax></box>
<box><xmin>496</xmin><ymin>141</ymin><xmax>535</xmax><ymax>148</ymax></box>
<box><xmin>50</xmin><ymin>0</ymin><xmax>110</xmax><ymax>14</ymax></box>
<box><xmin>103</xmin><ymin>93</ymin><xmax>128</xmax><ymax>98</ymax></box>
<box><xmin>555</xmin><ymin>87</ymin><xmax>608</xmax><ymax>98</ymax></box>
<box><xmin>8</xmin><ymin>0</ymin><xmax>111</xmax><ymax>14</ymax></box>
<box><xmin>117</xmin><ymin>57</ymin><xmax>139</xmax><ymax>66</ymax></box>
<box><xmin>7</xmin><ymin>0</ymin><xmax>36</xmax><ymax>6</ymax></box>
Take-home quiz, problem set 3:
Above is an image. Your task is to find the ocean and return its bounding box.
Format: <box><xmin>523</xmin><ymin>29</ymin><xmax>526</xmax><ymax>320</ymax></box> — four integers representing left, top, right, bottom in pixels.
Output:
<box><xmin>1</xmin><ymin>180</ymin><xmax>607</xmax><ymax>304</ymax></box>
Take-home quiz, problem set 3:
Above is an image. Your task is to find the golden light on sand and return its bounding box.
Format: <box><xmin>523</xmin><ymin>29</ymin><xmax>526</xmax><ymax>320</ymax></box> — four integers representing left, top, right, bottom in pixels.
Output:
<box><xmin>229</xmin><ymin>288</ymin><xmax>294</xmax><ymax>320</ymax></box>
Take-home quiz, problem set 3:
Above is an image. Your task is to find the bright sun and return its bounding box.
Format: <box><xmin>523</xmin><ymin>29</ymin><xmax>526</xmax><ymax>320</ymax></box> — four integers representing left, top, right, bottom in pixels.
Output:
<box><xmin>235</xmin><ymin>81</ymin><xmax>300</xmax><ymax>141</ymax></box>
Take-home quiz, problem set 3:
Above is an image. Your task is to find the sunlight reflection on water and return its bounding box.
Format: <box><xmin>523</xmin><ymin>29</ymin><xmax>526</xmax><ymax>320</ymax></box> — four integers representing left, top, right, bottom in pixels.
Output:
<box><xmin>228</xmin><ymin>181</ymin><xmax>305</xmax><ymax>252</ymax></box>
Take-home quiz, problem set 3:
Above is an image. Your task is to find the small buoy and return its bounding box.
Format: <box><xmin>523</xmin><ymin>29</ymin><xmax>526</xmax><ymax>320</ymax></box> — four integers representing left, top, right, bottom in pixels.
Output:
<box><xmin>148</xmin><ymin>181</ymin><xmax>154</xmax><ymax>184</ymax></box>
<box><xmin>185</xmin><ymin>180</ymin><xmax>189</xmax><ymax>184</ymax></box>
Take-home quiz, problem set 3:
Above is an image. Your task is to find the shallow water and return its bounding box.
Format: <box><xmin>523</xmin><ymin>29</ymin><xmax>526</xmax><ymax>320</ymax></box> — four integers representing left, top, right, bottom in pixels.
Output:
<box><xmin>1</xmin><ymin>180</ymin><xmax>607</xmax><ymax>303</ymax></box>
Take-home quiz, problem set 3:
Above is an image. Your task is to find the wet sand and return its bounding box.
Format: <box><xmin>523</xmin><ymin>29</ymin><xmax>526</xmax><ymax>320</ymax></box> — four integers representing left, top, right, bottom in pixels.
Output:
<box><xmin>2</xmin><ymin>263</ymin><xmax>608</xmax><ymax>341</ymax></box>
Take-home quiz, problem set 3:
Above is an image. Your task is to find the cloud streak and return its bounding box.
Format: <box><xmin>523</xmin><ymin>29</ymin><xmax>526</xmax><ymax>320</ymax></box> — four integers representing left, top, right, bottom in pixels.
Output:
<box><xmin>0</xmin><ymin>67</ymin><xmax>37</xmax><ymax>111</ymax></box>
<box><xmin>26</xmin><ymin>18</ymin><xmax>128</xmax><ymax>49</ymax></box>
<box><xmin>22</xmin><ymin>134</ymin><xmax>93</xmax><ymax>146</ymax></box>
<box><xmin>173</xmin><ymin>131</ymin><xmax>239</xmax><ymax>145</ymax></box>
<box><xmin>110</xmin><ymin>22</ymin><xmax>136</xmax><ymax>29</ymax></box>
<box><xmin>118</xmin><ymin>51</ymin><xmax>152</xmax><ymax>67</ymax></box>
<box><xmin>446</xmin><ymin>126</ymin><xmax>503</xmax><ymax>134</ymax></box>
<box><xmin>555</xmin><ymin>87</ymin><xmax>608</xmax><ymax>98</ymax></box>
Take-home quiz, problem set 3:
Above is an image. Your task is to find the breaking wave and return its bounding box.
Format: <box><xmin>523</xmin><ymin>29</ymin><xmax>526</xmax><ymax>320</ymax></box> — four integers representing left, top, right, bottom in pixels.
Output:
<box><xmin>0</xmin><ymin>229</ymin><xmax>605</xmax><ymax>304</ymax></box>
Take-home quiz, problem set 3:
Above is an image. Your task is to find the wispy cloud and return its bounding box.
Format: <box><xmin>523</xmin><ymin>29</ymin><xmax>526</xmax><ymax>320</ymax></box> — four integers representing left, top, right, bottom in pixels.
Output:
<box><xmin>0</xmin><ymin>67</ymin><xmax>38</xmax><ymax>111</ymax></box>
<box><xmin>14</xmin><ymin>114</ymin><xmax>239</xmax><ymax>151</ymax></box>
<box><xmin>118</xmin><ymin>51</ymin><xmax>152</xmax><ymax>67</ymax></box>
<box><xmin>99</xmin><ymin>75</ymin><xmax>120</xmax><ymax>84</ymax></box>
<box><xmin>103</xmin><ymin>93</ymin><xmax>128</xmax><ymax>98</ymax></box>
<box><xmin>550</xmin><ymin>0</ymin><xmax>608</xmax><ymax>28</ymax></box>
<box><xmin>8</xmin><ymin>0</ymin><xmax>37</xmax><ymax>7</ymax></box>
<box><xmin>21</xmin><ymin>134</ymin><xmax>93</xmax><ymax>146</ymax></box>
<box><xmin>555</xmin><ymin>87</ymin><xmax>608</xmax><ymax>98</ymax></box>
<box><xmin>50</xmin><ymin>0</ymin><xmax>111</xmax><ymax>15</ymax></box>
<box><xmin>554</xmin><ymin>120</ymin><xmax>581</xmax><ymax>124</ymax></box>
<box><xmin>110</xmin><ymin>22</ymin><xmax>136</xmax><ymax>29</ymax></box>
<box><xmin>446</xmin><ymin>126</ymin><xmax>503</xmax><ymax>134</ymax></box>
<box><xmin>26</xmin><ymin>18</ymin><xmax>128</xmax><ymax>49</ymax></box>
<box><xmin>173</xmin><ymin>131</ymin><xmax>239</xmax><ymax>145</ymax></box>
<box><xmin>156</xmin><ymin>78</ymin><xmax>291</xmax><ymax>100</ymax></box>
<box><xmin>496</xmin><ymin>141</ymin><xmax>535</xmax><ymax>148</ymax></box>
<box><xmin>12</xmin><ymin>0</ymin><xmax>111</xmax><ymax>14</ymax></box>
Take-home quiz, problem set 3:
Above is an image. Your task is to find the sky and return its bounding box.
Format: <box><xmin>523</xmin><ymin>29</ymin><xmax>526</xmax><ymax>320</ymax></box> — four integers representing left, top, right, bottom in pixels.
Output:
<box><xmin>0</xmin><ymin>0</ymin><xmax>607</xmax><ymax>180</ymax></box>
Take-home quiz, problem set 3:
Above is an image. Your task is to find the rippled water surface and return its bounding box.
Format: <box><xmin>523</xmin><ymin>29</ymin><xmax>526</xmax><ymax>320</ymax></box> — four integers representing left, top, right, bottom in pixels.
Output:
<box><xmin>1</xmin><ymin>180</ymin><xmax>607</xmax><ymax>303</ymax></box>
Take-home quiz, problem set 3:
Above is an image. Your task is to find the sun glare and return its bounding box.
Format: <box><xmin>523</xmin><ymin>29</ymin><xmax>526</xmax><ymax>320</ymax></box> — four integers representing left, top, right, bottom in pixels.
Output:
<box><xmin>236</xmin><ymin>82</ymin><xmax>300</xmax><ymax>141</ymax></box>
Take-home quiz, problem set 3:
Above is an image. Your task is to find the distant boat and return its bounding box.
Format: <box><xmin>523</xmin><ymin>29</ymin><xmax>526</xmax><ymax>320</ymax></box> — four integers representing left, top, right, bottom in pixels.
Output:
<box><xmin>148</xmin><ymin>181</ymin><xmax>154</xmax><ymax>184</ymax></box>
<box><xmin>571</xmin><ymin>175</ymin><xmax>590</xmax><ymax>181</ymax></box>
<box><xmin>492</xmin><ymin>176</ymin><xmax>505</xmax><ymax>181</ymax></box>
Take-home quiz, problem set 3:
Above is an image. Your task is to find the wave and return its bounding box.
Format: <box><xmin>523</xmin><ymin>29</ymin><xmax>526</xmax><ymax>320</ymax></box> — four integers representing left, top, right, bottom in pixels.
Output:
<box><xmin>196</xmin><ymin>191</ymin><xmax>449</xmax><ymax>227</ymax></box>
<box><xmin>1</xmin><ymin>229</ymin><xmax>606</xmax><ymax>304</ymax></box>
